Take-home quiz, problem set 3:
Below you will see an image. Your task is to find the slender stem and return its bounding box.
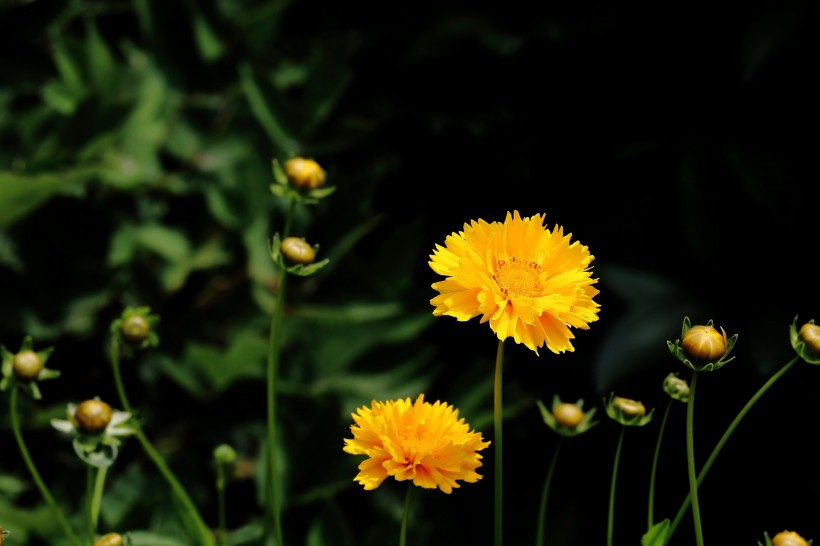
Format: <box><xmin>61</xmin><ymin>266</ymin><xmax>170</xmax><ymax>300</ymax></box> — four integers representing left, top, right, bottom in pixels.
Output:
<box><xmin>536</xmin><ymin>437</ymin><xmax>563</xmax><ymax>546</ymax></box>
<box><xmin>9</xmin><ymin>387</ymin><xmax>83</xmax><ymax>546</ymax></box>
<box><xmin>110</xmin><ymin>339</ymin><xmax>215</xmax><ymax>546</ymax></box>
<box><xmin>89</xmin><ymin>465</ymin><xmax>108</xmax><ymax>539</ymax></box>
<box><xmin>266</xmin><ymin>198</ymin><xmax>295</xmax><ymax>546</ymax></box>
<box><xmin>399</xmin><ymin>483</ymin><xmax>412</xmax><ymax>546</ymax></box>
<box><xmin>648</xmin><ymin>400</ymin><xmax>673</xmax><ymax>528</ymax></box>
<box><xmin>685</xmin><ymin>372</ymin><xmax>704</xmax><ymax>546</ymax></box>
<box><xmin>665</xmin><ymin>356</ymin><xmax>799</xmax><ymax>544</ymax></box>
<box><xmin>493</xmin><ymin>339</ymin><xmax>505</xmax><ymax>546</ymax></box>
<box><xmin>607</xmin><ymin>427</ymin><xmax>625</xmax><ymax>546</ymax></box>
<box><xmin>216</xmin><ymin>462</ymin><xmax>227</xmax><ymax>545</ymax></box>
<box><xmin>86</xmin><ymin>466</ymin><xmax>94</xmax><ymax>544</ymax></box>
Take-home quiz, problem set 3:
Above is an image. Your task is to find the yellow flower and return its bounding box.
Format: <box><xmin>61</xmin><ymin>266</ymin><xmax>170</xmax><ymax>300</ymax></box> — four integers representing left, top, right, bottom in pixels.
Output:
<box><xmin>343</xmin><ymin>394</ymin><xmax>490</xmax><ymax>494</ymax></box>
<box><xmin>429</xmin><ymin>211</ymin><xmax>600</xmax><ymax>355</ymax></box>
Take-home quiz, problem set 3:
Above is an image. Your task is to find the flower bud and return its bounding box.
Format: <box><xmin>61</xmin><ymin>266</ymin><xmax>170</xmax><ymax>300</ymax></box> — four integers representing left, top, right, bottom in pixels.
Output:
<box><xmin>681</xmin><ymin>324</ymin><xmax>727</xmax><ymax>363</ymax></box>
<box><xmin>213</xmin><ymin>444</ymin><xmax>237</xmax><ymax>466</ymax></box>
<box><xmin>798</xmin><ymin>322</ymin><xmax>820</xmax><ymax>359</ymax></box>
<box><xmin>121</xmin><ymin>314</ymin><xmax>150</xmax><ymax>345</ymax></box>
<box><xmin>93</xmin><ymin>533</ymin><xmax>124</xmax><ymax>546</ymax></box>
<box><xmin>280</xmin><ymin>237</ymin><xmax>316</xmax><ymax>265</ymax></box>
<box><xmin>74</xmin><ymin>398</ymin><xmax>113</xmax><ymax>434</ymax></box>
<box><xmin>12</xmin><ymin>350</ymin><xmax>43</xmax><ymax>382</ymax></box>
<box><xmin>613</xmin><ymin>396</ymin><xmax>645</xmax><ymax>416</ymax></box>
<box><xmin>552</xmin><ymin>402</ymin><xmax>585</xmax><ymax>428</ymax></box>
<box><xmin>663</xmin><ymin>373</ymin><xmax>690</xmax><ymax>403</ymax></box>
<box><xmin>284</xmin><ymin>157</ymin><xmax>326</xmax><ymax>189</ymax></box>
<box><xmin>772</xmin><ymin>530</ymin><xmax>809</xmax><ymax>546</ymax></box>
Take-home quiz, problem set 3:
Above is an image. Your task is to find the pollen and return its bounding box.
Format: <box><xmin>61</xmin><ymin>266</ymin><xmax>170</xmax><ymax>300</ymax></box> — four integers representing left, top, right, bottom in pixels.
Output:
<box><xmin>493</xmin><ymin>257</ymin><xmax>542</xmax><ymax>298</ymax></box>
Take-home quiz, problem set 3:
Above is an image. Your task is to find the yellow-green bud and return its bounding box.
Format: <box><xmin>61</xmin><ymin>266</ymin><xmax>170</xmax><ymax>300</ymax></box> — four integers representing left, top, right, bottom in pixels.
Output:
<box><xmin>613</xmin><ymin>396</ymin><xmax>645</xmax><ymax>416</ymax></box>
<box><xmin>798</xmin><ymin>323</ymin><xmax>820</xmax><ymax>358</ymax></box>
<box><xmin>681</xmin><ymin>324</ymin><xmax>727</xmax><ymax>363</ymax></box>
<box><xmin>663</xmin><ymin>373</ymin><xmax>690</xmax><ymax>402</ymax></box>
<box><xmin>280</xmin><ymin>237</ymin><xmax>316</xmax><ymax>265</ymax></box>
<box><xmin>121</xmin><ymin>315</ymin><xmax>150</xmax><ymax>345</ymax></box>
<box><xmin>772</xmin><ymin>530</ymin><xmax>809</xmax><ymax>546</ymax></box>
<box><xmin>74</xmin><ymin>399</ymin><xmax>113</xmax><ymax>434</ymax></box>
<box><xmin>213</xmin><ymin>444</ymin><xmax>237</xmax><ymax>466</ymax></box>
<box><xmin>93</xmin><ymin>533</ymin><xmax>123</xmax><ymax>546</ymax></box>
<box><xmin>284</xmin><ymin>157</ymin><xmax>326</xmax><ymax>189</ymax></box>
<box><xmin>552</xmin><ymin>402</ymin><xmax>585</xmax><ymax>427</ymax></box>
<box><xmin>12</xmin><ymin>350</ymin><xmax>43</xmax><ymax>382</ymax></box>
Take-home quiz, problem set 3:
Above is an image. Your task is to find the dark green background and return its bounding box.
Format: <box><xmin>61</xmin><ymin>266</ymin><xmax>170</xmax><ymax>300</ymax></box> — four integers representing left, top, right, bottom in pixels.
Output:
<box><xmin>1</xmin><ymin>0</ymin><xmax>817</xmax><ymax>545</ymax></box>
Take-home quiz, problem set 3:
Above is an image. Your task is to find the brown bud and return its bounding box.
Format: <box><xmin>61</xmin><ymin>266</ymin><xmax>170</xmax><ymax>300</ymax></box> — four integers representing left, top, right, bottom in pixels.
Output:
<box><xmin>75</xmin><ymin>399</ymin><xmax>113</xmax><ymax>434</ymax></box>
<box><xmin>280</xmin><ymin>237</ymin><xmax>316</xmax><ymax>265</ymax></box>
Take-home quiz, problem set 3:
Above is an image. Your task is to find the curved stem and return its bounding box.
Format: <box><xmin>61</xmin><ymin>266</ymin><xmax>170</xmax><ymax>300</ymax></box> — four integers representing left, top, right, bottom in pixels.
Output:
<box><xmin>10</xmin><ymin>387</ymin><xmax>83</xmax><ymax>546</ymax></box>
<box><xmin>399</xmin><ymin>483</ymin><xmax>412</xmax><ymax>546</ymax></box>
<box><xmin>686</xmin><ymin>371</ymin><xmax>704</xmax><ymax>546</ymax></box>
<box><xmin>665</xmin><ymin>356</ymin><xmax>799</xmax><ymax>544</ymax></box>
<box><xmin>110</xmin><ymin>339</ymin><xmax>215</xmax><ymax>546</ymax></box>
<box><xmin>649</xmin><ymin>400</ymin><xmax>673</xmax><ymax>528</ymax></box>
<box><xmin>608</xmin><ymin>427</ymin><xmax>625</xmax><ymax>546</ymax></box>
<box><xmin>536</xmin><ymin>437</ymin><xmax>563</xmax><ymax>546</ymax></box>
<box><xmin>493</xmin><ymin>339</ymin><xmax>505</xmax><ymax>546</ymax></box>
<box><xmin>216</xmin><ymin>462</ymin><xmax>227</xmax><ymax>545</ymax></box>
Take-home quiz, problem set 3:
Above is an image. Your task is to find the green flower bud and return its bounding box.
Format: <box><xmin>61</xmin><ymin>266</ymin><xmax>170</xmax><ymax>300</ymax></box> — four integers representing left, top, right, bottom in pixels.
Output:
<box><xmin>12</xmin><ymin>350</ymin><xmax>43</xmax><ymax>382</ymax></box>
<box><xmin>613</xmin><ymin>396</ymin><xmax>645</xmax><ymax>416</ymax></box>
<box><xmin>772</xmin><ymin>530</ymin><xmax>809</xmax><ymax>546</ymax></box>
<box><xmin>284</xmin><ymin>157</ymin><xmax>326</xmax><ymax>189</ymax></box>
<box><xmin>74</xmin><ymin>398</ymin><xmax>113</xmax><ymax>434</ymax></box>
<box><xmin>790</xmin><ymin>317</ymin><xmax>820</xmax><ymax>365</ymax></box>
<box><xmin>93</xmin><ymin>532</ymin><xmax>124</xmax><ymax>546</ymax></box>
<box><xmin>280</xmin><ymin>237</ymin><xmax>316</xmax><ymax>265</ymax></box>
<box><xmin>213</xmin><ymin>444</ymin><xmax>237</xmax><ymax>466</ymax></box>
<box><xmin>121</xmin><ymin>314</ymin><xmax>151</xmax><ymax>345</ymax></box>
<box><xmin>663</xmin><ymin>373</ymin><xmax>690</xmax><ymax>403</ymax></box>
<box><xmin>536</xmin><ymin>396</ymin><xmax>598</xmax><ymax>438</ymax></box>
<box><xmin>604</xmin><ymin>393</ymin><xmax>655</xmax><ymax>427</ymax></box>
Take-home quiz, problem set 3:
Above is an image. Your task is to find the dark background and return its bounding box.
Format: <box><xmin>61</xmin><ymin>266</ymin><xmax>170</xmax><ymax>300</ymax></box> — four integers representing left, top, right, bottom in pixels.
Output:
<box><xmin>1</xmin><ymin>0</ymin><xmax>818</xmax><ymax>545</ymax></box>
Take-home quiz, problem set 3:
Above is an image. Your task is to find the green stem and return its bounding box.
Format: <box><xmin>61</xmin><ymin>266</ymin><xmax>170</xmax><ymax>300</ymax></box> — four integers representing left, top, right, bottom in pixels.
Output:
<box><xmin>110</xmin><ymin>339</ymin><xmax>215</xmax><ymax>546</ymax></box>
<box><xmin>89</xmin><ymin>465</ymin><xmax>108</xmax><ymax>540</ymax></box>
<box><xmin>686</xmin><ymin>371</ymin><xmax>704</xmax><ymax>546</ymax></box>
<box><xmin>493</xmin><ymin>339</ymin><xmax>505</xmax><ymax>546</ymax></box>
<box><xmin>9</xmin><ymin>387</ymin><xmax>83</xmax><ymax>546</ymax></box>
<box><xmin>399</xmin><ymin>483</ymin><xmax>412</xmax><ymax>546</ymax></box>
<box><xmin>265</xmin><ymin>198</ymin><xmax>295</xmax><ymax>546</ymax></box>
<box><xmin>535</xmin><ymin>437</ymin><xmax>562</xmax><ymax>546</ymax></box>
<box><xmin>216</xmin><ymin>463</ymin><xmax>227</xmax><ymax>545</ymax></box>
<box><xmin>648</xmin><ymin>400</ymin><xmax>673</xmax><ymax>528</ymax></box>
<box><xmin>607</xmin><ymin>427</ymin><xmax>625</xmax><ymax>546</ymax></box>
<box><xmin>665</xmin><ymin>356</ymin><xmax>799</xmax><ymax>544</ymax></box>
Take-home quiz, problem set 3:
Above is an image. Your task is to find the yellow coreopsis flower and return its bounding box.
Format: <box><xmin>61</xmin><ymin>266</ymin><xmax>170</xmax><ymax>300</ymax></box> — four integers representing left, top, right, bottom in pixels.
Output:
<box><xmin>343</xmin><ymin>394</ymin><xmax>490</xmax><ymax>494</ymax></box>
<box><xmin>429</xmin><ymin>210</ymin><xmax>600</xmax><ymax>354</ymax></box>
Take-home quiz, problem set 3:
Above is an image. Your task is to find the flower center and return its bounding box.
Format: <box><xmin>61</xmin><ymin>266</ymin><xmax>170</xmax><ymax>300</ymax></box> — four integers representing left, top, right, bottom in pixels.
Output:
<box><xmin>493</xmin><ymin>257</ymin><xmax>542</xmax><ymax>298</ymax></box>
<box><xmin>399</xmin><ymin>419</ymin><xmax>435</xmax><ymax>461</ymax></box>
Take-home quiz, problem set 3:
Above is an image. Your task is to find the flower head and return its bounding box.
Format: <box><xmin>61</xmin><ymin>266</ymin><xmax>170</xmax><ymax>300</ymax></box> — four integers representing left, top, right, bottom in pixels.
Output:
<box><xmin>0</xmin><ymin>336</ymin><xmax>60</xmax><ymax>400</ymax></box>
<box><xmin>343</xmin><ymin>394</ymin><xmax>490</xmax><ymax>494</ymax></box>
<box><xmin>791</xmin><ymin>317</ymin><xmax>820</xmax><ymax>365</ymax></box>
<box><xmin>667</xmin><ymin>317</ymin><xmax>737</xmax><ymax>372</ymax></box>
<box><xmin>429</xmin><ymin>211</ymin><xmax>600</xmax><ymax>355</ymax></box>
<box><xmin>662</xmin><ymin>372</ymin><xmax>690</xmax><ymax>403</ymax></box>
<box><xmin>537</xmin><ymin>395</ymin><xmax>598</xmax><ymax>437</ymax></box>
<box><xmin>51</xmin><ymin>397</ymin><xmax>134</xmax><ymax>467</ymax></box>
<box><xmin>110</xmin><ymin>307</ymin><xmax>159</xmax><ymax>355</ymax></box>
<box><xmin>604</xmin><ymin>393</ymin><xmax>654</xmax><ymax>427</ymax></box>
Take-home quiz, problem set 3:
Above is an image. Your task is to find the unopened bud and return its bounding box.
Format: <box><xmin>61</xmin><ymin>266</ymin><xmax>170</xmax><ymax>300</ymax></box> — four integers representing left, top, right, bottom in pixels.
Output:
<box><xmin>772</xmin><ymin>530</ymin><xmax>809</xmax><ymax>546</ymax></box>
<box><xmin>613</xmin><ymin>396</ymin><xmax>645</xmax><ymax>416</ymax></box>
<box><xmin>75</xmin><ymin>399</ymin><xmax>113</xmax><ymax>434</ymax></box>
<box><xmin>284</xmin><ymin>157</ymin><xmax>326</xmax><ymax>190</ymax></box>
<box><xmin>681</xmin><ymin>324</ymin><xmax>727</xmax><ymax>363</ymax></box>
<box><xmin>12</xmin><ymin>350</ymin><xmax>43</xmax><ymax>382</ymax></box>
<box><xmin>552</xmin><ymin>402</ymin><xmax>585</xmax><ymax>428</ymax></box>
<box><xmin>93</xmin><ymin>533</ymin><xmax>124</xmax><ymax>546</ymax></box>
<box><xmin>280</xmin><ymin>237</ymin><xmax>316</xmax><ymax>265</ymax></box>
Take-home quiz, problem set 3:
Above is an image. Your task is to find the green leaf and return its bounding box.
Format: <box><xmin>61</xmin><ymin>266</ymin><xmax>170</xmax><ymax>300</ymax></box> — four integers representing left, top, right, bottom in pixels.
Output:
<box><xmin>641</xmin><ymin>520</ymin><xmax>671</xmax><ymax>546</ymax></box>
<box><xmin>192</xmin><ymin>12</ymin><xmax>226</xmax><ymax>62</ymax></box>
<box><xmin>239</xmin><ymin>63</ymin><xmax>299</xmax><ymax>155</ymax></box>
<box><xmin>0</xmin><ymin>171</ymin><xmax>90</xmax><ymax>229</ymax></box>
